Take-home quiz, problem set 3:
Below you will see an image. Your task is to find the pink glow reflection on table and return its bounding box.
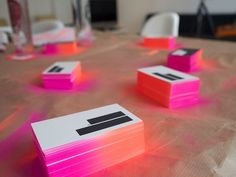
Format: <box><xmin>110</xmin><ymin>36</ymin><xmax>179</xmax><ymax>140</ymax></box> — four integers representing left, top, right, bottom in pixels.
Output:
<box><xmin>0</xmin><ymin>112</ymin><xmax>47</xmax><ymax>177</ymax></box>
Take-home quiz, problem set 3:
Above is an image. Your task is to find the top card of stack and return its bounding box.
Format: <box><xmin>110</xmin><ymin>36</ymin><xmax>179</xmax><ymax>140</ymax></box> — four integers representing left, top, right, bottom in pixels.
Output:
<box><xmin>167</xmin><ymin>48</ymin><xmax>202</xmax><ymax>72</ymax></box>
<box><xmin>42</xmin><ymin>61</ymin><xmax>81</xmax><ymax>89</ymax></box>
<box><xmin>137</xmin><ymin>66</ymin><xmax>200</xmax><ymax>108</ymax></box>
<box><xmin>31</xmin><ymin>104</ymin><xmax>145</xmax><ymax>177</ymax></box>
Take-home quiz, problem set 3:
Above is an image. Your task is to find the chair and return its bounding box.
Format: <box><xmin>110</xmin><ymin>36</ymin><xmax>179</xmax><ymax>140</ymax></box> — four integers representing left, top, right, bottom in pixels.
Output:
<box><xmin>141</xmin><ymin>12</ymin><xmax>180</xmax><ymax>38</ymax></box>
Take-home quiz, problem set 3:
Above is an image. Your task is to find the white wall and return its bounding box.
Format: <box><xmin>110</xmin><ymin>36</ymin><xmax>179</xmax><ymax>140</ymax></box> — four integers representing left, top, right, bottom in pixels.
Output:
<box><xmin>0</xmin><ymin>0</ymin><xmax>10</xmax><ymax>23</ymax></box>
<box><xmin>118</xmin><ymin>0</ymin><xmax>236</xmax><ymax>33</ymax></box>
<box><xmin>149</xmin><ymin>0</ymin><xmax>236</xmax><ymax>13</ymax></box>
<box><xmin>1</xmin><ymin>0</ymin><xmax>235</xmax><ymax>33</ymax></box>
<box><xmin>0</xmin><ymin>0</ymin><xmax>73</xmax><ymax>25</ymax></box>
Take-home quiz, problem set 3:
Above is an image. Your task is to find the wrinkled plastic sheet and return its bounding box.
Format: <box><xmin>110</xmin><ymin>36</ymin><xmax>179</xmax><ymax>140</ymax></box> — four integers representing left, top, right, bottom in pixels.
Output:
<box><xmin>0</xmin><ymin>32</ymin><xmax>236</xmax><ymax>177</ymax></box>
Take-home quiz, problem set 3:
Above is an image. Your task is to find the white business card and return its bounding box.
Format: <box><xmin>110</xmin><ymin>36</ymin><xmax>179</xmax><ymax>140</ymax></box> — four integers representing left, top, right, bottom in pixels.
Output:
<box><xmin>43</xmin><ymin>62</ymin><xmax>80</xmax><ymax>75</ymax></box>
<box><xmin>31</xmin><ymin>104</ymin><xmax>143</xmax><ymax>151</ymax></box>
<box><xmin>138</xmin><ymin>65</ymin><xmax>199</xmax><ymax>83</ymax></box>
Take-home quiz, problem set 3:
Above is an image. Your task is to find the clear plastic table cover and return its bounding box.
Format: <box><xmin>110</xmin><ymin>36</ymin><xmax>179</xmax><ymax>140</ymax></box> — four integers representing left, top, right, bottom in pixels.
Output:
<box><xmin>0</xmin><ymin>32</ymin><xmax>236</xmax><ymax>177</ymax></box>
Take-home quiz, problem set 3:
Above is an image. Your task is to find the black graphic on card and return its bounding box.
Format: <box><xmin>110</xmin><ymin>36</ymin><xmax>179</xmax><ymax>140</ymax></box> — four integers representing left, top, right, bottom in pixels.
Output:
<box><xmin>153</xmin><ymin>72</ymin><xmax>183</xmax><ymax>81</ymax></box>
<box><xmin>48</xmin><ymin>66</ymin><xmax>64</xmax><ymax>73</ymax></box>
<box><xmin>76</xmin><ymin>111</ymin><xmax>133</xmax><ymax>135</ymax></box>
<box><xmin>76</xmin><ymin>116</ymin><xmax>132</xmax><ymax>135</ymax></box>
<box><xmin>87</xmin><ymin>111</ymin><xmax>125</xmax><ymax>124</ymax></box>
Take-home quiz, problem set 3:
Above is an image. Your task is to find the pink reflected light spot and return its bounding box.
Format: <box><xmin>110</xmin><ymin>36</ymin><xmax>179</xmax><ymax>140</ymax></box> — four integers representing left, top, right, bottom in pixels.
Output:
<box><xmin>0</xmin><ymin>112</ymin><xmax>45</xmax><ymax>154</ymax></box>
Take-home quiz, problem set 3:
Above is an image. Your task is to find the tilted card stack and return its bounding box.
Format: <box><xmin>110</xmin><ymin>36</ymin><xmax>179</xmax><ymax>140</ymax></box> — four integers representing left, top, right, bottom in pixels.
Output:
<box><xmin>31</xmin><ymin>104</ymin><xmax>145</xmax><ymax>177</ymax></box>
<box><xmin>42</xmin><ymin>61</ymin><xmax>81</xmax><ymax>89</ymax></box>
<box><xmin>137</xmin><ymin>66</ymin><xmax>200</xmax><ymax>108</ymax></box>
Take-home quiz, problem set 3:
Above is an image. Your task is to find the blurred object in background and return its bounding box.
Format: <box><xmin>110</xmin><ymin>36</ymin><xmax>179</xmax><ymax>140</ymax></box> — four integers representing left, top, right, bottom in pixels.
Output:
<box><xmin>90</xmin><ymin>0</ymin><xmax>118</xmax><ymax>31</ymax></box>
<box><xmin>0</xmin><ymin>18</ymin><xmax>12</xmax><ymax>35</ymax></box>
<box><xmin>216</xmin><ymin>23</ymin><xmax>236</xmax><ymax>40</ymax></box>
<box><xmin>32</xmin><ymin>20</ymin><xmax>64</xmax><ymax>35</ymax></box>
<box><xmin>35</xmin><ymin>15</ymin><xmax>56</xmax><ymax>22</ymax></box>
<box><xmin>7</xmin><ymin>0</ymin><xmax>34</xmax><ymax>60</ymax></box>
<box><xmin>195</xmin><ymin>0</ymin><xmax>215</xmax><ymax>37</ymax></box>
<box><xmin>0</xmin><ymin>31</ymin><xmax>9</xmax><ymax>44</ymax></box>
<box><xmin>0</xmin><ymin>18</ymin><xmax>8</xmax><ymax>26</ymax></box>
<box><xmin>141</xmin><ymin>12</ymin><xmax>180</xmax><ymax>38</ymax></box>
<box><xmin>72</xmin><ymin>0</ymin><xmax>93</xmax><ymax>46</ymax></box>
<box><xmin>33</xmin><ymin>26</ymin><xmax>75</xmax><ymax>47</ymax></box>
<box><xmin>0</xmin><ymin>31</ymin><xmax>8</xmax><ymax>52</ymax></box>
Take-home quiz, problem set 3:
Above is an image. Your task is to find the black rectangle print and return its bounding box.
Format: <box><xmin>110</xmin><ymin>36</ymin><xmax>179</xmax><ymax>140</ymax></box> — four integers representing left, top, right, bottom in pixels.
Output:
<box><xmin>87</xmin><ymin>111</ymin><xmax>125</xmax><ymax>124</ymax></box>
<box><xmin>76</xmin><ymin>116</ymin><xmax>132</xmax><ymax>135</ymax></box>
<box><xmin>48</xmin><ymin>66</ymin><xmax>64</xmax><ymax>73</ymax></box>
<box><xmin>153</xmin><ymin>73</ymin><xmax>183</xmax><ymax>81</ymax></box>
<box><xmin>166</xmin><ymin>73</ymin><xmax>183</xmax><ymax>80</ymax></box>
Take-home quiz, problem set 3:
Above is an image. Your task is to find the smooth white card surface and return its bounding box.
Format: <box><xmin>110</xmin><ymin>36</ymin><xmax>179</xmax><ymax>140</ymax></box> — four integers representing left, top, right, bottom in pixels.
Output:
<box><xmin>43</xmin><ymin>62</ymin><xmax>80</xmax><ymax>75</ymax></box>
<box><xmin>31</xmin><ymin>104</ymin><xmax>142</xmax><ymax>151</ymax></box>
<box><xmin>138</xmin><ymin>65</ymin><xmax>199</xmax><ymax>83</ymax></box>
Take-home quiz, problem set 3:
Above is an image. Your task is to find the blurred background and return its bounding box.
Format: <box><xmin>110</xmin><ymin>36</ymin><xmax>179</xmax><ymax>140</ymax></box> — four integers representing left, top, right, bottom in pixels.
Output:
<box><xmin>0</xmin><ymin>0</ymin><xmax>235</xmax><ymax>41</ymax></box>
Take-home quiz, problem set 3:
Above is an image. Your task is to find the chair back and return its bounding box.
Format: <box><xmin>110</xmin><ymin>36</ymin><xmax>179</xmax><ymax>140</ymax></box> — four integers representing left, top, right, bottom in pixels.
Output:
<box><xmin>141</xmin><ymin>12</ymin><xmax>180</xmax><ymax>37</ymax></box>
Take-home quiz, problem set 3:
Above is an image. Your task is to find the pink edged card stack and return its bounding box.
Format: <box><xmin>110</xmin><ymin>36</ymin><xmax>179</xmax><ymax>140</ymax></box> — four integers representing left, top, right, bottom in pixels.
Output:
<box><xmin>137</xmin><ymin>66</ymin><xmax>200</xmax><ymax>108</ymax></box>
<box><xmin>42</xmin><ymin>61</ymin><xmax>81</xmax><ymax>89</ymax></box>
<box><xmin>31</xmin><ymin>104</ymin><xmax>145</xmax><ymax>177</ymax></box>
<box><xmin>167</xmin><ymin>48</ymin><xmax>202</xmax><ymax>72</ymax></box>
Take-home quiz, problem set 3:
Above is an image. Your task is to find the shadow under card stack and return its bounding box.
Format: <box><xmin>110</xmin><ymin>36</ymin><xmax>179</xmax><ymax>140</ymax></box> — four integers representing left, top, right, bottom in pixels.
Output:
<box><xmin>137</xmin><ymin>66</ymin><xmax>200</xmax><ymax>108</ymax></box>
<box><xmin>42</xmin><ymin>61</ymin><xmax>81</xmax><ymax>89</ymax></box>
<box><xmin>31</xmin><ymin>104</ymin><xmax>145</xmax><ymax>177</ymax></box>
<box><xmin>167</xmin><ymin>48</ymin><xmax>202</xmax><ymax>72</ymax></box>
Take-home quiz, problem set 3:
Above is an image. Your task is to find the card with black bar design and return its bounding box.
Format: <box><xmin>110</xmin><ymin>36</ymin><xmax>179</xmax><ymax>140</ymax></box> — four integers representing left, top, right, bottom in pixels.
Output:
<box><xmin>31</xmin><ymin>104</ymin><xmax>145</xmax><ymax>177</ymax></box>
<box><xmin>137</xmin><ymin>66</ymin><xmax>200</xmax><ymax>108</ymax></box>
<box><xmin>41</xmin><ymin>61</ymin><xmax>81</xmax><ymax>89</ymax></box>
<box><xmin>138</xmin><ymin>65</ymin><xmax>198</xmax><ymax>83</ymax></box>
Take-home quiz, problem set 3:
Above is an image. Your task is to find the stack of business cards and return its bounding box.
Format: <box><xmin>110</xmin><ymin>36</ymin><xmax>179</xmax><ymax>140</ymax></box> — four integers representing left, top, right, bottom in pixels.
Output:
<box><xmin>137</xmin><ymin>66</ymin><xmax>200</xmax><ymax>108</ymax></box>
<box><xmin>42</xmin><ymin>61</ymin><xmax>81</xmax><ymax>89</ymax></box>
<box><xmin>143</xmin><ymin>37</ymin><xmax>176</xmax><ymax>49</ymax></box>
<box><xmin>167</xmin><ymin>48</ymin><xmax>202</xmax><ymax>72</ymax></box>
<box><xmin>31</xmin><ymin>104</ymin><xmax>145</xmax><ymax>177</ymax></box>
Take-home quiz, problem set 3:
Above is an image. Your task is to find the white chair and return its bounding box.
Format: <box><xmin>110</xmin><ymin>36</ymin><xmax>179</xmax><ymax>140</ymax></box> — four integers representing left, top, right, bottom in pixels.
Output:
<box><xmin>32</xmin><ymin>20</ymin><xmax>64</xmax><ymax>35</ymax></box>
<box><xmin>141</xmin><ymin>12</ymin><xmax>180</xmax><ymax>38</ymax></box>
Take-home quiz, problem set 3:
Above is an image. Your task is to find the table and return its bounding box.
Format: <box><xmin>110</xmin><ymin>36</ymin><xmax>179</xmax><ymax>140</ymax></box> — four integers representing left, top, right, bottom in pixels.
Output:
<box><xmin>0</xmin><ymin>32</ymin><xmax>236</xmax><ymax>177</ymax></box>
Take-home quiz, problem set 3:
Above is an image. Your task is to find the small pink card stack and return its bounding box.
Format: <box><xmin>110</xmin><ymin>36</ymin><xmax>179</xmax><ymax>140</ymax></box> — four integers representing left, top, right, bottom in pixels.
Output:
<box><xmin>137</xmin><ymin>66</ymin><xmax>200</xmax><ymax>108</ymax></box>
<box><xmin>31</xmin><ymin>104</ymin><xmax>145</xmax><ymax>177</ymax></box>
<box><xmin>143</xmin><ymin>37</ymin><xmax>176</xmax><ymax>49</ymax></box>
<box><xmin>42</xmin><ymin>61</ymin><xmax>81</xmax><ymax>89</ymax></box>
<box><xmin>167</xmin><ymin>48</ymin><xmax>202</xmax><ymax>72</ymax></box>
